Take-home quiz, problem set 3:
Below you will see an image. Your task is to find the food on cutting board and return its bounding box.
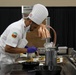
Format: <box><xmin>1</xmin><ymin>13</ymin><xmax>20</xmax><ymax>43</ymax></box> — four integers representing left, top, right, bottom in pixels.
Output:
<box><xmin>26</xmin><ymin>58</ymin><xmax>33</xmax><ymax>62</ymax></box>
<box><xmin>26</xmin><ymin>56</ymin><xmax>45</xmax><ymax>62</ymax></box>
<box><xmin>17</xmin><ymin>54</ymin><xmax>63</xmax><ymax>63</ymax></box>
<box><xmin>39</xmin><ymin>56</ymin><xmax>45</xmax><ymax>61</ymax></box>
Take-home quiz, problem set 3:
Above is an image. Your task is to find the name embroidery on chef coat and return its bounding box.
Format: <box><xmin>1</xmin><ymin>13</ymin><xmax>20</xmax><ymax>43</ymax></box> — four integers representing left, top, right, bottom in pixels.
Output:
<box><xmin>12</xmin><ymin>32</ymin><xmax>17</xmax><ymax>38</ymax></box>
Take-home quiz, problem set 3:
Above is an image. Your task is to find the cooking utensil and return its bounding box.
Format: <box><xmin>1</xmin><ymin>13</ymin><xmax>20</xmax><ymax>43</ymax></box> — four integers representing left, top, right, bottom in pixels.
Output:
<box><xmin>45</xmin><ymin>47</ymin><xmax>57</xmax><ymax>67</ymax></box>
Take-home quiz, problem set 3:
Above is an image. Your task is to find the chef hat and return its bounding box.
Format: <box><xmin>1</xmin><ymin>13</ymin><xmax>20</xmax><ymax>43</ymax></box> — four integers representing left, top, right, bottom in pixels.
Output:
<box><xmin>28</xmin><ymin>4</ymin><xmax>48</xmax><ymax>25</ymax></box>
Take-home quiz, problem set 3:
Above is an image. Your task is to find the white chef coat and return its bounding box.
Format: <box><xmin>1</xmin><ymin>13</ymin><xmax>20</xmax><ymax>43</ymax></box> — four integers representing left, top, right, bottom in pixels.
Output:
<box><xmin>0</xmin><ymin>18</ymin><xmax>30</xmax><ymax>64</ymax></box>
<box><xmin>0</xmin><ymin>18</ymin><xmax>30</xmax><ymax>75</ymax></box>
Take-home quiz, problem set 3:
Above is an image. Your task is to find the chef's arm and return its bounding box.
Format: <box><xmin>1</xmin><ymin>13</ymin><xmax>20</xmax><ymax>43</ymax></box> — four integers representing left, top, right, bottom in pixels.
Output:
<box><xmin>5</xmin><ymin>45</ymin><xmax>27</xmax><ymax>54</ymax></box>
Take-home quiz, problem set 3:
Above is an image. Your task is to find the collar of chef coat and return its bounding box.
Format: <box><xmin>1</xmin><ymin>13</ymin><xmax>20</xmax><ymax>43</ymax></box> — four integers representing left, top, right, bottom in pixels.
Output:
<box><xmin>22</xmin><ymin>18</ymin><xmax>30</xmax><ymax>32</ymax></box>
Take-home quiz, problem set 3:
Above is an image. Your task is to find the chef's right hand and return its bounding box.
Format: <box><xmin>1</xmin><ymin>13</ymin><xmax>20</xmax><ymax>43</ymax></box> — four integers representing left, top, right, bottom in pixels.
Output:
<box><xmin>25</xmin><ymin>46</ymin><xmax>37</xmax><ymax>53</ymax></box>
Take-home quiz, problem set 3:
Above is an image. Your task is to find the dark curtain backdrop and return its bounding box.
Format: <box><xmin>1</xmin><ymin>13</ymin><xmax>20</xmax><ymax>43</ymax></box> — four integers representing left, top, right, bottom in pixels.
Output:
<box><xmin>47</xmin><ymin>7</ymin><xmax>76</xmax><ymax>50</ymax></box>
<box><xmin>0</xmin><ymin>7</ymin><xmax>76</xmax><ymax>50</ymax></box>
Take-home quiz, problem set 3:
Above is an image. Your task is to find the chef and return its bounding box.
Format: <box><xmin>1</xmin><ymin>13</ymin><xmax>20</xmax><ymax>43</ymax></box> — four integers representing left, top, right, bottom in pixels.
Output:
<box><xmin>0</xmin><ymin>4</ymin><xmax>50</xmax><ymax>75</ymax></box>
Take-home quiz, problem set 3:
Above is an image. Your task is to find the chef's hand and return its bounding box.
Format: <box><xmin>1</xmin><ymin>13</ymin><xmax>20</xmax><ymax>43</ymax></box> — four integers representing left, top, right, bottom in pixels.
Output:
<box><xmin>25</xmin><ymin>46</ymin><xmax>37</xmax><ymax>53</ymax></box>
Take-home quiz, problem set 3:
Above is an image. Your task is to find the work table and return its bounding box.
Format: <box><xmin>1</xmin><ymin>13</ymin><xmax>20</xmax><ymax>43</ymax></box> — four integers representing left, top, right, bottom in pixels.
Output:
<box><xmin>10</xmin><ymin>55</ymin><xmax>76</xmax><ymax>75</ymax></box>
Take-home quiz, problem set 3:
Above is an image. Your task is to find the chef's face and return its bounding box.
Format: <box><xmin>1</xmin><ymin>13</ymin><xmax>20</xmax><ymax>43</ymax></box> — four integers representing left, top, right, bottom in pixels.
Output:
<box><xmin>24</xmin><ymin>18</ymin><xmax>32</xmax><ymax>27</ymax></box>
<box><xmin>24</xmin><ymin>18</ymin><xmax>40</xmax><ymax>31</ymax></box>
<box><xmin>30</xmin><ymin>22</ymin><xmax>40</xmax><ymax>31</ymax></box>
